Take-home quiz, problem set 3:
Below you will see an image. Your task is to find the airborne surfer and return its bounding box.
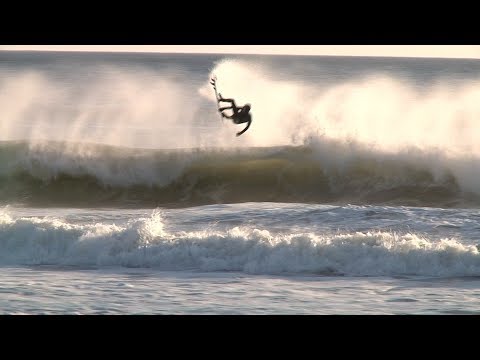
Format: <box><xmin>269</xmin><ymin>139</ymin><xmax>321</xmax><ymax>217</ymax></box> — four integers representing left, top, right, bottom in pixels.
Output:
<box><xmin>210</xmin><ymin>77</ymin><xmax>252</xmax><ymax>137</ymax></box>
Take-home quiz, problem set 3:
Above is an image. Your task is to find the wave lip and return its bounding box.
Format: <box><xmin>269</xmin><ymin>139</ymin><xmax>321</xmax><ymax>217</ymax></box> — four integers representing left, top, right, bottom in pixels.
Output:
<box><xmin>1</xmin><ymin>209</ymin><xmax>479</xmax><ymax>277</ymax></box>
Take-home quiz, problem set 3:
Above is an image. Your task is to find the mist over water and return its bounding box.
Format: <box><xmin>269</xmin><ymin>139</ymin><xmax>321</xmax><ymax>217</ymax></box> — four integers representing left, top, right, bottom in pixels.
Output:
<box><xmin>0</xmin><ymin>68</ymin><xmax>208</xmax><ymax>148</ymax></box>
<box><xmin>3</xmin><ymin>53</ymin><xmax>480</xmax><ymax>151</ymax></box>
<box><xmin>206</xmin><ymin>59</ymin><xmax>480</xmax><ymax>153</ymax></box>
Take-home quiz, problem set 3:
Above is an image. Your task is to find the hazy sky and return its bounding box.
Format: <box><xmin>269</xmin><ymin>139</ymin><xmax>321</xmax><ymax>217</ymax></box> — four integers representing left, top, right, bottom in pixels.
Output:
<box><xmin>1</xmin><ymin>45</ymin><xmax>480</xmax><ymax>59</ymax></box>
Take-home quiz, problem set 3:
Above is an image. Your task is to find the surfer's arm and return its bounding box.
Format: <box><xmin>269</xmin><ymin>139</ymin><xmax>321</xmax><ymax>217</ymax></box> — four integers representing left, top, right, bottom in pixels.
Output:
<box><xmin>236</xmin><ymin>118</ymin><xmax>252</xmax><ymax>137</ymax></box>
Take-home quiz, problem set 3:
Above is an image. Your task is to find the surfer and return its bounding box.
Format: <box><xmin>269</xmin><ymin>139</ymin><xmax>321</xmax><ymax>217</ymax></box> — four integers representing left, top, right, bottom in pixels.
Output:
<box><xmin>210</xmin><ymin>77</ymin><xmax>252</xmax><ymax>136</ymax></box>
<box><xmin>217</xmin><ymin>94</ymin><xmax>252</xmax><ymax>136</ymax></box>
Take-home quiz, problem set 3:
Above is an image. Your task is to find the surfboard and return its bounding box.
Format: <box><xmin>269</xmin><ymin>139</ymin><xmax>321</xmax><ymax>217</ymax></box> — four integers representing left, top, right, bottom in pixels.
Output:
<box><xmin>210</xmin><ymin>76</ymin><xmax>224</xmax><ymax>122</ymax></box>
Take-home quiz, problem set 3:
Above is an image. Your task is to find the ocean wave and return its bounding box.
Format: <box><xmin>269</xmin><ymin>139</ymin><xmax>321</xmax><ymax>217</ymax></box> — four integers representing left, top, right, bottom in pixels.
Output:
<box><xmin>0</xmin><ymin>140</ymin><xmax>479</xmax><ymax>208</ymax></box>
<box><xmin>0</xmin><ymin>209</ymin><xmax>479</xmax><ymax>276</ymax></box>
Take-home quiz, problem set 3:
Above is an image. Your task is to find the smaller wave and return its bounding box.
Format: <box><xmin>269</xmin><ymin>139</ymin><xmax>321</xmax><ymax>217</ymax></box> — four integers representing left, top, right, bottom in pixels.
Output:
<box><xmin>1</xmin><ymin>209</ymin><xmax>479</xmax><ymax>277</ymax></box>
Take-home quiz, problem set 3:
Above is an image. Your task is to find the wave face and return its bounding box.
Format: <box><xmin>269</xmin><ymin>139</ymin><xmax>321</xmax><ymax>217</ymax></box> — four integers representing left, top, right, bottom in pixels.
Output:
<box><xmin>2</xmin><ymin>52</ymin><xmax>480</xmax><ymax>208</ymax></box>
<box><xmin>1</xmin><ymin>140</ymin><xmax>479</xmax><ymax>208</ymax></box>
<box><xmin>1</xmin><ymin>208</ymin><xmax>479</xmax><ymax>277</ymax></box>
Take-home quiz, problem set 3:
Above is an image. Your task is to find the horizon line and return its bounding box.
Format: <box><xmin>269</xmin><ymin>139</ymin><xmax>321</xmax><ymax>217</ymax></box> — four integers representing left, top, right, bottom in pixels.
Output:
<box><xmin>2</xmin><ymin>49</ymin><xmax>480</xmax><ymax>61</ymax></box>
<box><xmin>2</xmin><ymin>45</ymin><xmax>480</xmax><ymax>59</ymax></box>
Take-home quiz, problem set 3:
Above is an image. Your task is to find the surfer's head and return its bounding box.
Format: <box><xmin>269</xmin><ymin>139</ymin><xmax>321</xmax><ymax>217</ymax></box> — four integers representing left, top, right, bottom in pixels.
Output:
<box><xmin>243</xmin><ymin>104</ymin><xmax>251</xmax><ymax>112</ymax></box>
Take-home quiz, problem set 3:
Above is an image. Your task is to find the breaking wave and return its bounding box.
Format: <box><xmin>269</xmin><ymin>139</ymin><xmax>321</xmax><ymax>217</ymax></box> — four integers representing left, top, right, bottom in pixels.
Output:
<box><xmin>0</xmin><ymin>140</ymin><xmax>479</xmax><ymax>208</ymax></box>
<box><xmin>1</xmin><ymin>208</ymin><xmax>479</xmax><ymax>277</ymax></box>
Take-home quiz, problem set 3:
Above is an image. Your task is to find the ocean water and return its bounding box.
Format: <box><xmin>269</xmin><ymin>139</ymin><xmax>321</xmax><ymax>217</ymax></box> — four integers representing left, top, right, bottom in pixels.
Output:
<box><xmin>1</xmin><ymin>50</ymin><xmax>480</xmax><ymax>314</ymax></box>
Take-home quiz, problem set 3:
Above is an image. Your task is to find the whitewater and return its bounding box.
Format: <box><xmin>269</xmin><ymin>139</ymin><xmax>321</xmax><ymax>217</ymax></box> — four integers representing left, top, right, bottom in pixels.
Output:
<box><xmin>1</xmin><ymin>50</ymin><xmax>480</xmax><ymax>314</ymax></box>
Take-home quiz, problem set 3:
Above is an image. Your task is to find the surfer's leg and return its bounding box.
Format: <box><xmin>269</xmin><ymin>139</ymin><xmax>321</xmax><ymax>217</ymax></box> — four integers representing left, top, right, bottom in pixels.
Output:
<box><xmin>218</xmin><ymin>98</ymin><xmax>236</xmax><ymax>107</ymax></box>
<box><xmin>236</xmin><ymin>119</ymin><xmax>252</xmax><ymax>136</ymax></box>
